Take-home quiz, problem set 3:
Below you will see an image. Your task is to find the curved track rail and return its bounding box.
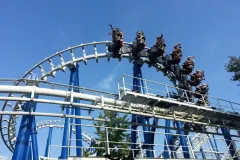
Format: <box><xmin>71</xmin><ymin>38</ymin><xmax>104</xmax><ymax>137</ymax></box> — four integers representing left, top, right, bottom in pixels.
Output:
<box><xmin>0</xmin><ymin>78</ymin><xmax>117</xmax><ymax>152</ymax></box>
<box><xmin>1</xmin><ymin>40</ymin><xmax>237</xmax><ymax>159</ymax></box>
<box><xmin>36</xmin><ymin>120</ymin><xmax>95</xmax><ymax>144</ymax></box>
<box><xmin>0</xmin><ymin>41</ymin><xmax>176</xmax><ymax>152</ymax></box>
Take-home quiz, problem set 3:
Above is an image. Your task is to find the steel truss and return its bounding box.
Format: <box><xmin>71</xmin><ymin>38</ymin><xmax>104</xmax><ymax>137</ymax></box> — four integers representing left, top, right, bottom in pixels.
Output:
<box><xmin>0</xmin><ymin>41</ymin><xmax>239</xmax><ymax>159</ymax></box>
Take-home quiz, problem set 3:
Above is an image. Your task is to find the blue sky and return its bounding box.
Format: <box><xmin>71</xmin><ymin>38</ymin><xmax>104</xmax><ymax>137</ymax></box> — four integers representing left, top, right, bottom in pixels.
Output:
<box><xmin>1</xmin><ymin>0</ymin><xmax>240</xmax><ymax>158</ymax></box>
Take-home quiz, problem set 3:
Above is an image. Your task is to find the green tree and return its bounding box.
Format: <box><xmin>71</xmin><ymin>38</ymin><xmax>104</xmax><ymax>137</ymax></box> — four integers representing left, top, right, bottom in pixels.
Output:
<box><xmin>93</xmin><ymin>111</ymin><xmax>130</xmax><ymax>157</ymax></box>
<box><xmin>82</xmin><ymin>147</ymin><xmax>93</xmax><ymax>157</ymax></box>
<box><xmin>225</xmin><ymin>56</ymin><xmax>240</xmax><ymax>85</ymax></box>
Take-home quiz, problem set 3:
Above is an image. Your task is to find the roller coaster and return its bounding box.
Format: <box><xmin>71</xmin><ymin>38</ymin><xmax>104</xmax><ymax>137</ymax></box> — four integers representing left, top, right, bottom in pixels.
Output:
<box><xmin>0</xmin><ymin>26</ymin><xmax>240</xmax><ymax>160</ymax></box>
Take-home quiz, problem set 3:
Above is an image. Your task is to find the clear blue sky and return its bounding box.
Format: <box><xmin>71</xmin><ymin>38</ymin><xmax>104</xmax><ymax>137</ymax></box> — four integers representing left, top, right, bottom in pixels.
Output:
<box><xmin>0</xmin><ymin>0</ymin><xmax>240</xmax><ymax>158</ymax></box>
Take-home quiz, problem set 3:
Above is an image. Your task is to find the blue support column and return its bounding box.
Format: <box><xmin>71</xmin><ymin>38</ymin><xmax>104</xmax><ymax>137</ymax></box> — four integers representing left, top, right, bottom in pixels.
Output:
<box><xmin>131</xmin><ymin>61</ymin><xmax>141</xmax><ymax>156</ymax></box>
<box><xmin>60</xmin><ymin>103</ymin><xmax>72</xmax><ymax>158</ymax></box>
<box><xmin>209</xmin><ymin>135</ymin><xmax>220</xmax><ymax>160</ymax></box>
<box><xmin>163</xmin><ymin>120</ymin><xmax>171</xmax><ymax>158</ymax></box>
<box><xmin>150</xmin><ymin>118</ymin><xmax>158</xmax><ymax>155</ymax></box>
<box><xmin>12</xmin><ymin>74</ymin><xmax>38</xmax><ymax>160</ymax></box>
<box><xmin>45</xmin><ymin>127</ymin><xmax>53</xmax><ymax>157</ymax></box>
<box><xmin>131</xmin><ymin>114</ymin><xmax>137</xmax><ymax>156</ymax></box>
<box><xmin>31</xmin><ymin>104</ymin><xmax>39</xmax><ymax>160</ymax></box>
<box><xmin>29</xmin><ymin>142</ymin><xmax>32</xmax><ymax>160</ymax></box>
<box><xmin>221</xmin><ymin>128</ymin><xmax>240</xmax><ymax>160</ymax></box>
<box><xmin>131</xmin><ymin>61</ymin><xmax>153</xmax><ymax>158</ymax></box>
<box><xmin>68</xmin><ymin>107</ymin><xmax>75</xmax><ymax>155</ymax></box>
<box><xmin>175</xmin><ymin>121</ymin><xmax>190</xmax><ymax>158</ymax></box>
<box><xmin>72</xmin><ymin>64</ymin><xmax>83</xmax><ymax>156</ymax></box>
<box><xmin>26</xmin><ymin>141</ymin><xmax>32</xmax><ymax>160</ymax></box>
<box><xmin>60</xmin><ymin>64</ymin><xmax>82</xmax><ymax>159</ymax></box>
<box><xmin>188</xmin><ymin>137</ymin><xmax>197</xmax><ymax>159</ymax></box>
<box><xmin>200</xmin><ymin>147</ymin><xmax>206</xmax><ymax>159</ymax></box>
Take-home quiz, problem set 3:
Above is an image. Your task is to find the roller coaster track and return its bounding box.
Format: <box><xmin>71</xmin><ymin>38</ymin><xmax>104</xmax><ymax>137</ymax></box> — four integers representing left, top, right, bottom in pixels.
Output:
<box><xmin>0</xmin><ymin>41</ymin><xmax>239</xmax><ymax>157</ymax></box>
<box><xmin>0</xmin><ymin>41</ymin><xmax>174</xmax><ymax>153</ymax></box>
<box><xmin>0</xmin><ymin>80</ymin><xmax>240</xmax><ymax>151</ymax></box>
<box><xmin>36</xmin><ymin>120</ymin><xmax>96</xmax><ymax>145</ymax></box>
<box><xmin>176</xmin><ymin>127</ymin><xmax>217</xmax><ymax>158</ymax></box>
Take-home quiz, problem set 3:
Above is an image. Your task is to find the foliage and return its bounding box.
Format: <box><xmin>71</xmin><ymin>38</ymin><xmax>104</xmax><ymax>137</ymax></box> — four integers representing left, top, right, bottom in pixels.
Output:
<box><xmin>83</xmin><ymin>147</ymin><xmax>93</xmax><ymax>157</ymax></box>
<box><xmin>93</xmin><ymin>111</ymin><xmax>130</xmax><ymax>157</ymax></box>
<box><xmin>225</xmin><ymin>56</ymin><xmax>240</xmax><ymax>85</ymax></box>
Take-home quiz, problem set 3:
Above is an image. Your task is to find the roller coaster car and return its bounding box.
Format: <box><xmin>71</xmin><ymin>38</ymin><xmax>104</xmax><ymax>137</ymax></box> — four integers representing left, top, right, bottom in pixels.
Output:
<box><xmin>194</xmin><ymin>84</ymin><xmax>209</xmax><ymax>98</ymax></box>
<box><xmin>170</xmin><ymin>43</ymin><xmax>182</xmax><ymax>65</ymax></box>
<box><xmin>192</xmin><ymin>124</ymin><xmax>204</xmax><ymax>132</ymax></box>
<box><xmin>196</xmin><ymin>96</ymin><xmax>209</xmax><ymax>106</ymax></box>
<box><xmin>182</xmin><ymin>56</ymin><xmax>195</xmax><ymax>75</ymax></box>
<box><xmin>168</xmin><ymin>91</ymin><xmax>190</xmax><ymax>102</ymax></box>
<box><xmin>162</xmin><ymin>54</ymin><xmax>173</xmax><ymax>73</ymax></box>
<box><xmin>183</xmin><ymin>123</ymin><xmax>205</xmax><ymax>135</ymax></box>
<box><xmin>188</xmin><ymin>70</ymin><xmax>205</xmax><ymax>87</ymax></box>
<box><xmin>130</xmin><ymin>31</ymin><xmax>148</xmax><ymax>60</ymax></box>
<box><xmin>147</xmin><ymin>35</ymin><xmax>166</xmax><ymax>65</ymax></box>
<box><xmin>107</xmin><ymin>24</ymin><xmax>124</xmax><ymax>58</ymax></box>
<box><xmin>162</xmin><ymin>54</ymin><xmax>182</xmax><ymax>77</ymax></box>
<box><xmin>147</xmin><ymin>47</ymin><xmax>164</xmax><ymax>64</ymax></box>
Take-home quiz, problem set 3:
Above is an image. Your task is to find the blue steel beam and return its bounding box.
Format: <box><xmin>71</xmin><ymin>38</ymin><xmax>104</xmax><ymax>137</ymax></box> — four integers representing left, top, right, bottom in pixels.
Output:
<box><xmin>200</xmin><ymin>147</ymin><xmax>206</xmax><ymax>159</ymax></box>
<box><xmin>68</xmin><ymin>107</ymin><xmax>75</xmax><ymax>155</ymax></box>
<box><xmin>60</xmin><ymin>64</ymin><xmax>82</xmax><ymax>159</ymax></box>
<box><xmin>150</xmin><ymin>118</ymin><xmax>159</xmax><ymax>152</ymax></box>
<box><xmin>26</xmin><ymin>142</ymin><xmax>32</xmax><ymax>160</ymax></box>
<box><xmin>175</xmin><ymin>121</ymin><xmax>190</xmax><ymax>158</ymax></box>
<box><xmin>44</xmin><ymin>127</ymin><xmax>53</xmax><ymax>157</ymax></box>
<box><xmin>221</xmin><ymin>128</ymin><xmax>240</xmax><ymax>160</ymax></box>
<box><xmin>12</xmin><ymin>74</ymin><xmax>38</xmax><ymax>160</ymax></box>
<box><xmin>163</xmin><ymin>120</ymin><xmax>171</xmax><ymax>158</ymax></box>
<box><xmin>208</xmin><ymin>134</ymin><xmax>220</xmax><ymax>160</ymax></box>
<box><xmin>131</xmin><ymin>61</ymin><xmax>154</xmax><ymax>158</ymax></box>
<box><xmin>131</xmin><ymin>61</ymin><xmax>141</xmax><ymax>157</ymax></box>
<box><xmin>59</xmin><ymin>101</ymin><xmax>72</xmax><ymax>158</ymax></box>
<box><xmin>188</xmin><ymin>136</ymin><xmax>197</xmax><ymax>159</ymax></box>
<box><xmin>29</xmin><ymin>142</ymin><xmax>32</xmax><ymax>160</ymax></box>
<box><xmin>31</xmin><ymin>100</ymin><xmax>39</xmax><ymax>160</ymax></box>
<box><xmin>72</xmin><ymin>64</ymin><xmax>83</xmax><ymax>156</ymax></box>
<box><xmin>12</xmin><ymin>100</ymin><xmax>37</xmax><ymax>160</ymax></box>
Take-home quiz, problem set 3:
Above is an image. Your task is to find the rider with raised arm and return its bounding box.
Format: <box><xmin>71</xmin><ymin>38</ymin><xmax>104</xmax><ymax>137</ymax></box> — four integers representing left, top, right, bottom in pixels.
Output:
<box><xmin>170</xmin><ymin>43</ymin><xmax>182</xmax><ymax>64</ymax></box>
<box><xmin>107</xmin><ymin>24</ymin><xmax>124</xmax><ymax>58</ymax></box>
<box><xmin>109</xmin><ymin>24</ymin><xmax>123</xmax><ymax>47</ymax></box>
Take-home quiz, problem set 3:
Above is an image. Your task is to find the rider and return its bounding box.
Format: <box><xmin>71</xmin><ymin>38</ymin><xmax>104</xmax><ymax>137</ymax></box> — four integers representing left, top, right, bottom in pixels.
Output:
<box><xmin>109</xmin><ymin>24</ymin><xmax>123</xmax><ymax>47</ymax></box>
<box><xmin>136</xmin><ymin>31</ymin><xmax>146</xmax><ymax>49</ymax></box>
<box><xmin>131</xmin><ymin>31</ymin><xmax>146</xmax><ymax>59</ymax></box>
<box><xmin>195</xmin><ymin>83</ymin><xmax>208</xmax><ymax>97</ymax></box>
<box><xmin>148</xmin><ymin>34</ymin><xmax>166</xmax><ymax>64</ymax></box>
<box><xmin>195</xmin><ymin>83</ymin><xmax>209</xmax><ymax>106</ymax></box>
<box><xmin>182</xmin><ymin>56</ymin><xmax>195</xmax><ymax>75</ymax></box>
<box><xmin>189</xmin><ymin>70</ymin><xmax>205</xmax><ymax>86</ymax></box>
<box><xmin>155</xmin><ymin>34</ymin><xmax>166</xmax><ymax>56</ymax></box>
<box><xmin>170</xmin><ymin>43</ymin><xmax>182</xmax><ymax>64</ymax></box>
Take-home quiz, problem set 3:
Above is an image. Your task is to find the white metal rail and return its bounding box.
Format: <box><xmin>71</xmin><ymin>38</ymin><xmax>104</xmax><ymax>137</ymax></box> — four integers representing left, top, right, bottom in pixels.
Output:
<box><xmin>0</xmin><ymin>41</ymin><xmax>178</xmax><ymax>152</ymax></box>
<box><xmin>36</xmin><ymin>120</ymin><xmax>96</xmax><ymax>145</ymax></box>
<box><xmin>0</xmin><ymin>40</ymin><xmax>239</xmax><ymax>159</ymax></box>
<box><xmin>0</xmin><ymin>85</ymin><xmax>240</xmax><ymax>131</ymax></box>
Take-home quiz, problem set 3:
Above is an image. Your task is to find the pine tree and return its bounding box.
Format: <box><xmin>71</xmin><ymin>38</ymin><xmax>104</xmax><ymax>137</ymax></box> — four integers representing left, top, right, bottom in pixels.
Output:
<box><xmin>225</xmin><ymin>56</ymin><xmax>240</xmax><ymax>85</ymax></box>
<box><xmin>93</xmin><ymin>111</ymin><xmax>130</xmax><ymax>157</ymax></box>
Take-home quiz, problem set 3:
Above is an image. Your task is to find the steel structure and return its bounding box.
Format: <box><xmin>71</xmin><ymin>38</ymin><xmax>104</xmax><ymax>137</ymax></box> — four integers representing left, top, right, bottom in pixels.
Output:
<box><xmin>0</xmin><ymin>41</ymin><xmax>239</xmax><ymax>160</ymax></box>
